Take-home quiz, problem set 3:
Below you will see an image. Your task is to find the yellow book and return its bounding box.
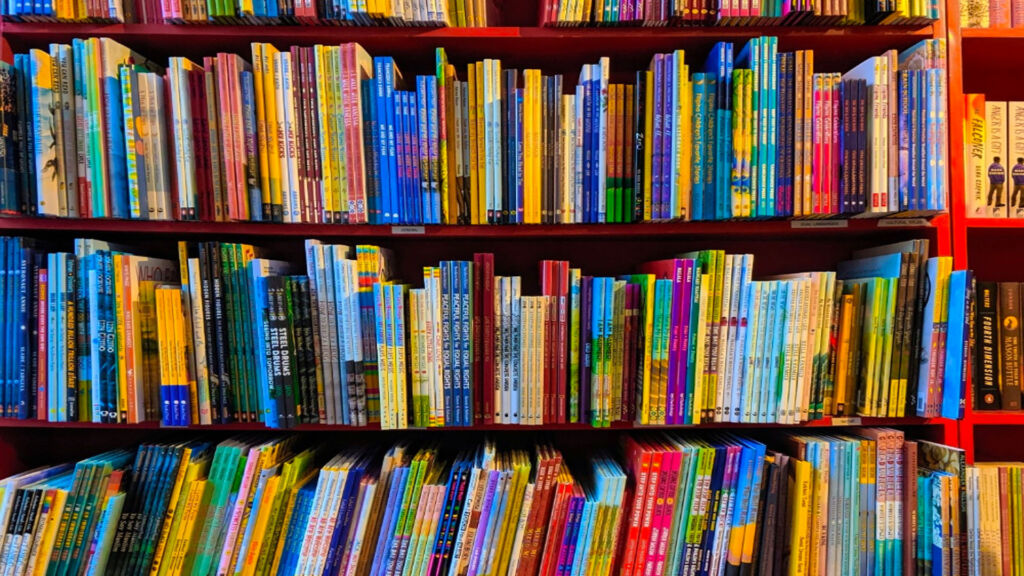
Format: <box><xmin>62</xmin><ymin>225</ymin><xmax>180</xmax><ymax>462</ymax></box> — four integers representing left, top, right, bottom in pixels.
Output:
<box><xmin>678</xmin><ymin>59</ymin><xmax>692</xmax><ymax>221</ymax></box>
<box><xmin>788</xmin><ymin>458</ymin><xmax>812</xmax><ymax>576</ymax></box>
<box><xmin>524</xmin><ymin>69</ymin><xmax>540</xmax><ymax>224</ymax></box>
<box><xmin>113</xmin><ymin>253</ymin><xmax>129</xmax><ymax>423</ymax></box>
<box><xmin>263</xmin><ymin>44</ymin><xmax>283</xmax><ymax>220</ymax></box>
<box><xmin>832</xmin><ymin>294</ymin><xmax>855</xmax><ymax>416</ymax></box>
<box><xmin>257</xmin><ymin>450</ymin><xmax>314</xmax><ymax>574</ymax></box>
<box><xmin>267</xmin><ymin>471</ymin><xmax>316</xmax><ymax>576</ymax></box>
<box><xmin>315</xmin><ymin>45</ymin><xmax>334</xmax><ymax>223</ymax></box>
<box><xmin>493</xmin><ymin>454</ymin><xmax>530</xmax><ymax>576</ymax></box>
<box><xmin>168</xmin><ymin>479</ymin><xmax>210</xmax><ymax>576</ymax></box>
<box><xmin>28</xmin><ymin>488</ymin><xmax>68</xmax><ymax>576</ymax></box>
<box><xmin>251</xmin><ymin>43</ymin><xmax>272</xmax><ymax>217</ymax></box>
<box><xmin>172</xmin><ymin>288</ymin><xmax>198</xmax><ymax>424</ymax></box>
<box><xmin>155</xmin><ymin>288</ymin><xmax>173</xmax><ymax>412</ymax></box>
<box><xmin>643</xmin><ymin>69</ymin><xmax>654</xmax><ymax>222</ymax></box>
<box><xmin>474</xmin><ymin>61</ymin><xmax>486</xmax><ymax>225</ymax></box>
<box><xmin>467</xmin><ymin>63</ymin><xmax>480</xmax><ymax>224</ymax></box>
<box><xmin>240</xmin><ymin>474</ymin><xmax>281</xmax><ymax>576</ymax></box>
<box><xmin>151</xmin><ymin>446</ymin><xmax>198</xmax><ymax>576</ymax></box>
<box><xmin>393</xmin><ymin>284</ymin><xmax>409</xmax><ymax>429</ymax></box>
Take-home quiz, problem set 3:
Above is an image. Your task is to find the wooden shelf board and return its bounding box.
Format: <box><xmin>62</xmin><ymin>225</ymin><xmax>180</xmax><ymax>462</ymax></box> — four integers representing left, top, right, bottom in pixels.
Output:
<box><xmin>0</xmin><ymin>416</ymin><xmax>948</xmax><ymax>431</ymax></box>
<box><xmin>0</xmin><ymin>214</ymin><xmax>947</xmax><ymax>239</ymax></box>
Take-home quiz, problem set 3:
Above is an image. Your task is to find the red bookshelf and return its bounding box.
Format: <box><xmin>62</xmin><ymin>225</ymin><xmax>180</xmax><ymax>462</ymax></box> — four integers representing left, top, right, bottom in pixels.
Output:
<box><xmin>0</xmin><ymin>1</ymin><xmax>965</xmax><ymax>474</ymax></box>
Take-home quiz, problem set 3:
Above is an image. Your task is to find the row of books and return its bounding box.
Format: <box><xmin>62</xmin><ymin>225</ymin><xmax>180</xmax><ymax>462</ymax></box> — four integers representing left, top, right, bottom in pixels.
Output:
<box><xmin>0</xmin><ymin>0</ymin><xmax>491</xmax><ymax>24</ymax></box>
<box><xmin>0</xmin><ymin>430</ymin><xmax>969</xmax><ymax>576</ymax></box>
<box><xmin>0</xmin><ymin>235</ymin><xmax>971</xmax><ymax>428</ymax></box>
<box><xmin>972</xmin><ymin>281</ymin><xmax>1024</xmax><ymax>411</ymax></box>
<box><xmin>960</xmin><ymin>0</ymin><xmax>1024</xmax><ymax>27</ymax></box>
<box><xmin>963</xmin><ymin>96</ymin><xmax>1024</xmax><ymax>218</ymax></box>
<box><xmin>0</xmin><ymin>37</ymin><xmax>949</xmax><ymax>224</ymax></box>
<box><xmin>537</xmin><ymin>0</ymin><xmax>941</xmax><ymax>25</ymax></box>
<box><xmin>966</xmin><ymin>462</ymin><xmax>1024</xmax><ymax>575</ymax></box>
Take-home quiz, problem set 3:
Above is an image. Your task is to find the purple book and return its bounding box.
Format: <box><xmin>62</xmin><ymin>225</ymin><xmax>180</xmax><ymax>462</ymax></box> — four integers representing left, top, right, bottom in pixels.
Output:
<box><xmin>676</xmin><ymin>259</ymin><xmax>695</xmax><ymax>424</ymax></box>
<box><xmin>465</xmin><ymin>469</ymin><xmax>500</xmax><ymax>576</ymax></box>
<box><xmin>554</xmin><ymin>491</ymin><xmax>586</xmax><ymax>576</ymax></box>
<box><xmin>660</xmin><ymin>53</ymin><xmax>674</xmax><ymax>220</ymax></box>
<box><xmin>651</xmin><ymin>54</ymin><xmax>664</xmax><ymax>219</ymax></box>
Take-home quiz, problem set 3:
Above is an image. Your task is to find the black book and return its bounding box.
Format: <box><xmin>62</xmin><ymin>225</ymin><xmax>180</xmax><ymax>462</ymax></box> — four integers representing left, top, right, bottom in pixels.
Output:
<box><xmin>975</xmin><ymin>281</ymin><xmax>1002</xmax><ymax>409</ymax></box>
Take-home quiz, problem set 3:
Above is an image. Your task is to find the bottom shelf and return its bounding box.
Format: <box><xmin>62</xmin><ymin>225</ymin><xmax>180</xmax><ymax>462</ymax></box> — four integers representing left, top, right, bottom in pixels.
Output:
<box><xmin>0</xmin><ymin>421</ymin><xmax>967</xmax><ymax>576</ymax></box>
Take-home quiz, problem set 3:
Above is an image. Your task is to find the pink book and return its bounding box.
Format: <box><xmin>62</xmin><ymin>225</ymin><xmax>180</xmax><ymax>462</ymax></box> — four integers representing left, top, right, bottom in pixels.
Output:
<box><xmin>647</xmin><ymin>444</ymin><xmax>682</xmax><ymax>576</ymax></box>
<box><xmin>811</xmin><ymin>75</ymin><xmax>824</xmax><ymax>214</ymax></box>
<box><xmin>822</xmin><ymin>76</ymin><xmax>833</xmax><ymax>215</ymax></box>
<box><xmin>1009</xmin><ymin>0</ymin><xmax>1024</xmax><ymax>26</ymax></box>
<box><xmin>36</xmin><ymin>267</ymin><xmax>47</xmax><ymax>421</ymax></box>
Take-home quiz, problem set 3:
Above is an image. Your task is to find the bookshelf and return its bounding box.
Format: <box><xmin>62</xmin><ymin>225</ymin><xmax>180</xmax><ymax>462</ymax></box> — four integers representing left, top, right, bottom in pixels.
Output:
<box><xmin>0</xmin><ymin>4</ymin><xmax>986</xmax><ymax>573</ymax></box>
<box><xmin>0</xmin><ymin>4</ymin><xmax>961</xmax><ymax>444</ymax></box>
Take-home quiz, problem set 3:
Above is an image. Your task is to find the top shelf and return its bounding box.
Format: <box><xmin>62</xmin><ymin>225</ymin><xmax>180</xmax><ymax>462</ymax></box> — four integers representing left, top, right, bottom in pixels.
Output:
<box><xmin>0</xmin><ymin>22</ymin><xmax>940</xmax><ymax>68</ymax></box>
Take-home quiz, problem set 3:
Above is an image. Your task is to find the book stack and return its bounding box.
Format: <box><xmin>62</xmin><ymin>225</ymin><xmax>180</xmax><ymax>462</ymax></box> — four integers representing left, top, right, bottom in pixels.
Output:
<box><xmin>0</xmin><ymin>431</ymin><xmax>968</xmax><ymax>576</ymax></box>
<box><xmin>960</xmin><ymin>0</ymin><xmax>1024</xmax><ymax>27</ymax></box>
<box><xmin>538</xmin><ymin>0</ymin><xmax>940</xmax><ymax>25</ymax></box>
<box><xmin>0</xmin><ymin>0</ymin><xmax>489</xmax><ymax>25</ymax></box>
<box><xmin>963</xmin><ymin>95</ymin><xmax>1024</xmax><ymax>219</ymax></box>
<box><xmin>972</xmin><ymin>281</ymin><xmax>1024</xmax><ymax>411</ymax></box>
<box><xmin>0</xmin><ymin>236</ymin><xmax>972</xmax><ymax>428</ymax></box>
<box><xmin>0</xmin><ymin>37</ymin><xmax>949</xmax><ymax>223</ymax></box>
<box><xmin>967</xmin><ymin>461</ymin><xmax>1024</xmax><ymax>574</ymax></box>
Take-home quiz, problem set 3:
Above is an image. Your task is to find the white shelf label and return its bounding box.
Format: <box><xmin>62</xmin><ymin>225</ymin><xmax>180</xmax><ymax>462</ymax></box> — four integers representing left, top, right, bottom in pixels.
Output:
<box><xmin>790</xmin><ymin>219</ymin><xmax>849</xmax><ymax>229</ymax></box>
<box><xmin>877</xmin><ymin>218</ymin><xmax>930</xmax><ymax>228</ymax></box>
<box><xmin>831</xmin><ymin>417</ymin><xmax>862</xmax><ymax>426</ymax></box>
<box><xmin>391</xmin><ymin>226</ymin><xmax>425</xmax><ymax>235</ymax></box>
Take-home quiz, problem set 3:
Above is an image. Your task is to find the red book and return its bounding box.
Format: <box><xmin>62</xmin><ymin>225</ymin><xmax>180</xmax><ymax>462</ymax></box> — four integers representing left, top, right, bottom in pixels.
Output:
<box><xmin>630</xmin><ymin>441</ymin><xmax>663</xmax><ymax>576</ymax></box>
<box><xmin>481</xmin><ymin>254</ymin><xmax>495</xmax><ymax>425</ymax></box>
<box><xmin>541</xmin><ymin>260</ymin><xmax>554</xmax><ymax>423</ymax></box>
<box><xmin>536</xmin><ymin>466</ymin><xmax>574</xmax><ymax>576</ymax></box>
<box><xmin>556</xmin><ymin>261</ymin><xmax>569</xmax><ymax>424</ymax></box>
<box><xmin>999</xmin><ymin>466</ymin><xmax>1012</xmax><ymax>575</ymax></box>
<box><xmin>620</xmin><ymin>436</ymin><xmax>655</xmax><ymax>576</ymax></box>
<box><xmin>518</xmin><ymin>449</ymin><xmax>559</xmax><ymax>576</ymax></box>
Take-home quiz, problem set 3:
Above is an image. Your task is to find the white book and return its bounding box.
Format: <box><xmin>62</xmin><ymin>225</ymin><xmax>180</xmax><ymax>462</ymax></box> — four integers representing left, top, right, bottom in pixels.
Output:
<box><xmin>985</xmin><ymin>101</ymin><xmax>1009</xmax><ymax>218</ymax></box>
<box><xmin>296</xmin><ymin>462</ymin><xmax>337</xmax><ymax>576</ymax></box>
<box><xmin>1007</xmin><ymin>101</ymin><xmax>1024</xmax><ymax>218</ymax></box>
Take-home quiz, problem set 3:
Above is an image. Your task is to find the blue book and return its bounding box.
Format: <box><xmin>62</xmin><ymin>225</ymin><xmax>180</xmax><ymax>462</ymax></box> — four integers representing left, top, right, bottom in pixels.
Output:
<box><xmin>459</xmin><ymin>260</ymin><xmax>472</xmax><ymax>426</ymax></box>
<box><xmin>691</xmin><ymin>73</ymin><xmax>707</xmax><ymax>221</ymax></box>
<box><xmin>450</xmin><ymin>261</ymin><xmax>463</xmax><ymax>426</ymax></box>
<box><xmin>516</xmin><ymin>88</ymin><xmax>525</xmax><ymax>224</ymax></box>
<box><xmin>0</xmin><ymin>238</ymin><xmax>8</xmax><ymax>418</ymax></box>
<box><xmin>941</xmin><ymin>270</ymin><xmax>968</xmax><ymax>420</ymax></box>
<box><xmin>766</xmin><ymin>38</ymin><xmax>778</xmax><ymax>217</ymax></box>
<box><xmin>768</xmin><ymin>282</ymin><xmax>789</xmax><ymax>423</ymax></box>
<box><xmin>667</xmin><ymin>52</ymin><xmax>680</xmax><ymax>220</ymax></box>
<box><xmin>370</xmin><ymin>466</ymin><xmax>410</xmax><ymax>576</ymax></box>
<box><xmin>440</xmin><ymin>261</ymin><xmax>454</xmax><ymax>426</ymax></box>
<box><xmin>589</xmin><ymin>276</ymin><xmax>603</xmax><ymax>424</ymax></box>
<box><xmin>323</xmin><ymin>462</ymin><xmax>366</xmax><ymax>575</ymax></box>
<box><xmin>915</xmin><ymin>258</ymin><xmax>943</xmax><ymax>416</ymax></box>
<box><xmin>278</xmin><ymin>483</ymin><xmax>315</xmax><ymax>576</ymax></box>
<box><xmin>580</xmin><ymin>66</ymin><xmax>593</xmax><ymax>222</ymax></box>
<box><xmin>580</xmin><ymin>276</ymin><xmax>592</xmax><ymax>422</ymax></box>
<box><xmin>373</xmin><ymin>58</ymin><xmax>393</xmax><ymax>224</ymax></box>
<box><xmin>510</xmin><ymin>277</ymin><xmax>521</xmax><ymax>423</ymax></box>
<box><xmin>416</xmin><ymin>77</ymin><xmax>431</xmax><ymax>224</ymax></box>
